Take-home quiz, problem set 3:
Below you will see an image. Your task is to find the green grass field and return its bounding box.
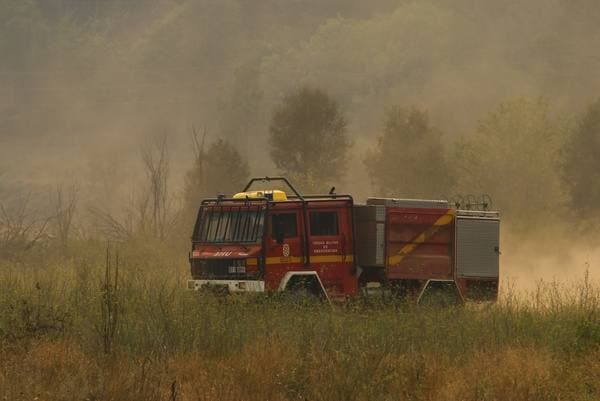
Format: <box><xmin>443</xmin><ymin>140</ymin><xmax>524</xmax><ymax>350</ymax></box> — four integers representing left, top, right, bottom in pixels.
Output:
<box><xmin>1</xmin><ymin>255</ymin><xmax>599</xmax><ymax>401</ymax></box>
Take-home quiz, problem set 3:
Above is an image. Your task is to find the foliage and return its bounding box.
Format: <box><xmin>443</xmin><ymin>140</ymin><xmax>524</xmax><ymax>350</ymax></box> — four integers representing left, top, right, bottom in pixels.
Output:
<box><xmin>218</xmin><ymin>61</ymin><xmax>264</xmax><ymax>151</ymax></box>
<box><xmin>453</xmin><ymin>98</ymin><xmax>569</xmax><ymax>226</ymax></box>
<box><xmin>269</xmin><ymin>86</ymin><xmax>351</xmax><ymax>193</ymax></box>
<box><xmin>0</xmin><ymin>261</ymin><xmax>599</xmax><ymax>401</ymax></box>
<box><xmin>183</xmin><ymin>135</ymin><xmax>250</xmax><ymax>214</ymax></box>
<box><xmin>365</xmin><ymin>106</ymin><xmax>453</xmax><ymax>198</ymax></box>
<box><xmin>4</xmin><ymin>0</ymin><xmax>600</xmax><ymax>228</ymax></box>
<box><xmin>563</xmin><ymin>98</ymin><xmax>600</xmax><ymax>220</ymax></box>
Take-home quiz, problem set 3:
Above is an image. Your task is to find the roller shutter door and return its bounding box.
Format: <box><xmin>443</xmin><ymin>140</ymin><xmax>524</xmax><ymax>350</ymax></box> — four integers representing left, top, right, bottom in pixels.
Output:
<box><xmin>456</xmin><ymin>217</ymin><xmax>499</xmax><ymax>278</ymax></box>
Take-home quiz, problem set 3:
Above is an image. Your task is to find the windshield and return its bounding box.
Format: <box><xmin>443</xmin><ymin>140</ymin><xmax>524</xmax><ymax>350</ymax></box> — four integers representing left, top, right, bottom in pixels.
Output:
<box><xmin>195</xmin><ymin>208</ymin><xmax>265</xmax><ymax>243</ymax></box>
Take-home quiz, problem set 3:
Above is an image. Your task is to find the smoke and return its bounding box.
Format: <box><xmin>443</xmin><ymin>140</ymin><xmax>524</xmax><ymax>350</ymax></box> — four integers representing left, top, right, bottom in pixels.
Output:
<box><xmin>2</xmin><ymin>0</ymin><xmax>600</xmax><ymax>283</ymax></box>
<box><xmin>501</xmin><ymin>224</ymin><xmax>600</xmax><ymax>293</ymax></box>
<box><xmin>4</xmin><ymin>1</ymin><xmax>600</xmax><ymax>177</ymax></box>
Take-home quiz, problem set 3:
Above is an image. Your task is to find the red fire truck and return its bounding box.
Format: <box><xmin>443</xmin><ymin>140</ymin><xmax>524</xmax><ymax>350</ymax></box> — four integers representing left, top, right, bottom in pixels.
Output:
<box><xmin>188</xmin><ymin>177</ymin><xmax>500</xmax><ymax>303</ymax></box>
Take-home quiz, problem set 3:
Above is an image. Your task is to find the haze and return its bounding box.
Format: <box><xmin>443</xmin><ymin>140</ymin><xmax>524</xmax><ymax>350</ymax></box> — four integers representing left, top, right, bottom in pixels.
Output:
<box><xmin>2</xmin><ymin>0</ymin><xmax>600</xmax><ymax>286</ymax></box>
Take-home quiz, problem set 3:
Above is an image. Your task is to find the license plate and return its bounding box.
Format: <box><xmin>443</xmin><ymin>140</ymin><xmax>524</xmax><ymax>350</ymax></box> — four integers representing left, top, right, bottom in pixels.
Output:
<box><xmin>228</xmin><ymin>265</ymin><xmax>246</xmax><ymax>274</ymax></box>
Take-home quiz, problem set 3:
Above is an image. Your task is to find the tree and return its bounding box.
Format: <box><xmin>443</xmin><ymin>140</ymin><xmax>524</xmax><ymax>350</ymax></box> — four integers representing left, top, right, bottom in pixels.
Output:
<box><xmin>218</xmin><ymin>61</ymin><xmax>264</xmax><ymax>152</ymax></box>
<box><xmin>365</xmin><ymin>106</ymin><xmax>453</xmax><ymax>198</ymax></box>
<box><xmin>0</xmin><ymin>192</ymin><xmax>53</xmax><ymax>261</ymax></box>
<box><xmin>88</xmin><ymin>133</ymin><xmax>177</xmax><ymax>243</ymax></box>
<box><xmin>52</xmin><ymin>183</ymin><xmax>78</xmax><ymax>251</ymax></box>
<box><xmin>563</xmin><ymin>98</ymin><xmax>600</xmax><ymax>219</ymax></box>
<box><xmin>140</xmin><ymin>133</ymin><xmax>172</xmax><ymax>241</ymax></box>
<box><xmin>453</xmin><ymin>98</ymin><xmax>568</xmax><ymax>226</ymax></box>
<box><xmin>269</xmin><ymin>86</ymin><xmax>351</xmax><ymax>192</ymax></box>
<box><xmin>183</xmin><ymin>131</ymin><xmax>250</xmax><ymax>215</ymax></box>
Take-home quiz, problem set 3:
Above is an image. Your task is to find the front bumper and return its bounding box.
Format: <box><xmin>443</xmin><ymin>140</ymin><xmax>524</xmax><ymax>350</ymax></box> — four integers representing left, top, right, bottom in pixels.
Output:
<box><xmin>187</xmin><ymin>279</ymin><xmax>265</xmax><ymax>292</ymax></box>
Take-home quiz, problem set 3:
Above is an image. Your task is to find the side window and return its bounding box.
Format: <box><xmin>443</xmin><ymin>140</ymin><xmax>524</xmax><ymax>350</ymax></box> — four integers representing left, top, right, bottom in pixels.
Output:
<box><xmin>310</xmin><ymin>211</ymin><xmax>339</xmax><ymax>236</ymax></box>
<box><xmin>271</xmin><ymin>213</ymin><xmax>298</xmax><ymax>239</ymax></box>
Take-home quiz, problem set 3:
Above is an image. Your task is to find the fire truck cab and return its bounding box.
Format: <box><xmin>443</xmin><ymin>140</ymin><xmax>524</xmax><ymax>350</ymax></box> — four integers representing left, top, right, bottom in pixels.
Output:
<box><xmin>188</xmin><ymin>177</ymin><xmax>500</xmax><ymax>302</ymax></box>
<box><xmin>189</xmin><ymin>177</ymin><xmax>356</xmax><ymax>300</ymax></box>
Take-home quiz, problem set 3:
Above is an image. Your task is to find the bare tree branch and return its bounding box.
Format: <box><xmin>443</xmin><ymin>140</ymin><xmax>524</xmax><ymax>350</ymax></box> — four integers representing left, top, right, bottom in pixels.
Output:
<box><xmin>54</xmin><ymin>184</ymin><xmax>78</xmax><ymax>249</ymax></box>
<box><xmin>88</xmin><ymin>206</ymin><xmax>132</xmax><ymax>243</ymax></box>
<box><xmin>141</xmin><ymin>133</ymin><xmax>171</xmax><ymax>240</ymax></box>
<box><xmin>191</xmin><ymin>125</ymin><xmax>207</xmax><ymax>161</ymax></box>
<box><xmin>0</xmin><ymin>192</ymin><xmax>56</xmax><ymax>259</ymax></box>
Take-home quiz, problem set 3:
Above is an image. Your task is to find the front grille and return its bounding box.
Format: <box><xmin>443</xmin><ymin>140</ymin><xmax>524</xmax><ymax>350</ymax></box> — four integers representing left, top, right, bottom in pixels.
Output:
<box><xmin>190</xmin><ymin>258</ymin><xmax>259</xmax><ymax>280</ymax></box>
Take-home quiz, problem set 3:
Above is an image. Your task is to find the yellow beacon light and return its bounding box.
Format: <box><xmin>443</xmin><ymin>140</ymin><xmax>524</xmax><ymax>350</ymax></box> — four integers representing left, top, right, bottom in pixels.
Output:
<box><xmin>232</xmin><ymin>190</ymin><xmax>287</xmax><ymax>202</ymax></box>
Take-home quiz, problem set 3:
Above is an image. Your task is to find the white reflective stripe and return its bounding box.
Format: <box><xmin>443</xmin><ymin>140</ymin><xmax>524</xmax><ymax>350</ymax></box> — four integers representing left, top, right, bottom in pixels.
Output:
<box><xmin>187</xmin><ymin>279</ymin><xmax>265</xmax><ymax>292</ymax></box>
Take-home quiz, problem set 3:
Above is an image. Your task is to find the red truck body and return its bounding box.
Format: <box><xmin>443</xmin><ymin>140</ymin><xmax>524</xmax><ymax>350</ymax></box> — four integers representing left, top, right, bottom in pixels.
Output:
<box><xmin>189</xmin><ymin>177</ymin><xmax>500</xmax><ymax>302</ymax></box>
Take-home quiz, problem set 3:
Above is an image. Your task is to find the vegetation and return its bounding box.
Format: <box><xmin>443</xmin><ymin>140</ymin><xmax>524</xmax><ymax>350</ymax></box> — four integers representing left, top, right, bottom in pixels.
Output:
<box><xmin>3</xmin><ymin>0</ymin><xmax>600</xmax><ymax>230</ymax></box>
<box><xmin>183</xmin><ymin>134</ymin><xmax>250</xmax><ymax>214</ymax></box>
<box><xmin>4</xmin><ymin>2</ymin><xmax>600</xmax><ymax>399</ymax></box>
<box><xmin>453</xmin><ymin>98</ymin><xmax>569</xmax><ymax>226</ymax></box>
<box><xmin>269</xmin><ymin>86</ymin><xmax>351</xmax><ymax>193</ymax></box>
<box><xmin>563</xmin><ymin>98</ymin><xmax>600</xmax><ymax>221</ymax></box>
<box><xmin>365</xmin><ymin>106</ymin><xmax>453</xmax><ymax>198</ymax></box>
<box><xmin>0</xmin><ymin>260</ymin><xmax>599</xmax><ymax>401</ymax></box>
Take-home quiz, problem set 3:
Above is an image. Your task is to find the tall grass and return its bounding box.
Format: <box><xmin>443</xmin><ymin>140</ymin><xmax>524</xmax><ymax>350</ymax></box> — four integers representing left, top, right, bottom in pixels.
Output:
<box><xmin>1</xmin><ymin>256</ymin><xmax>599</xmax><ymax>401</ymax></box>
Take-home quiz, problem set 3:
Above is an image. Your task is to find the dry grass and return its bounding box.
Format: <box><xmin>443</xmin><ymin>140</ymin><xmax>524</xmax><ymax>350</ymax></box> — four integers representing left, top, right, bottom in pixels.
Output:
<box><xmin>2</xmin><ymin>339</ymin><xmax>599</xmax><ymax>401</ymax></box>
<box><xmin>0</xmin><ymin>257</ymin><xmax>599</xmax><ymax>401</ymax></box>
